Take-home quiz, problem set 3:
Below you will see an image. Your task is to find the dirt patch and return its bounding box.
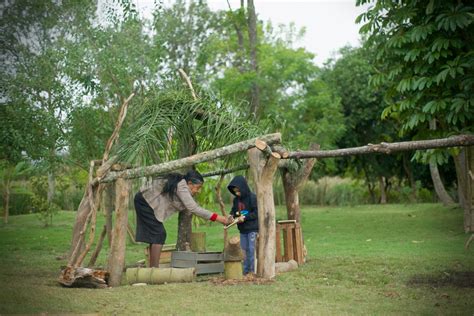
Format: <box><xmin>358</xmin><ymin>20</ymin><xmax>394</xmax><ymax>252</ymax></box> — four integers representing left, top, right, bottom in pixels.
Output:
<box><xmin>208</xmin><ymin>273</ymin><xmax>274</xmax><ymax>286</ymax></box>
<box><xmin>407</xmin><ymin>271</ymin><xmax>474</xmax><ymax>288</ymax></box>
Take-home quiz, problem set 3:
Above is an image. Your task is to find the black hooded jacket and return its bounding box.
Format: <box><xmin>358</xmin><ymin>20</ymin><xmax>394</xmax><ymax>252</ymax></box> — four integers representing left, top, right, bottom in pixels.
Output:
<box><xmin>227</xmin><ymin>176</ymin><xmax>258</xmax><ymax>233</ymax></box>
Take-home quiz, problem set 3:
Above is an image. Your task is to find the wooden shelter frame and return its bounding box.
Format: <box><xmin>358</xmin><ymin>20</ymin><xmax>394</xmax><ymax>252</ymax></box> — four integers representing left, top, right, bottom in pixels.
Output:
<box><xmin>59</xmin><ymin>69</ymin><xmax>474</xmax><ymax>286</ymax></box>
<box><xmin>61</xmin><ymin>125</ymin><xmax>474</xmax><ymax>286</ymax></box>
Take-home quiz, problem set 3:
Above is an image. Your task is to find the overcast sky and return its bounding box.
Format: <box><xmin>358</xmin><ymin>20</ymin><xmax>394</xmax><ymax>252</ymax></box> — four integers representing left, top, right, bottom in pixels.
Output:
<box><xmin>134</xmin><ymin>0</ymin><xmax>370</xmax><ymax>66</ymax></box>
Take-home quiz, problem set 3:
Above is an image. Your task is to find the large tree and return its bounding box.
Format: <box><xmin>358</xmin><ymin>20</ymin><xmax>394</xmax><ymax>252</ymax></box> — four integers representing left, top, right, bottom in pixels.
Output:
<box><xmin>322</xmin><ymin>45</ymin><xmax>400</xmax><ymax>203</ymax></box>
<box><xmin>358</xmin><ymin>0</ymin><xmax>473</xmax><ymax>227</ymax></box>
<box><xmin>1</xmin><ymin>0</ymin><xmax>95</xmax><ymax>204</ymax></box>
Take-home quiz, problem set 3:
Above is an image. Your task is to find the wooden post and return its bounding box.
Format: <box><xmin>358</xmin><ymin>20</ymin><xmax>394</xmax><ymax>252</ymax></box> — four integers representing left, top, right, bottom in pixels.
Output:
<box><xmin>103</xmin><ymin>182</ymin><xmax>115</xmax><ymax>246</ymax></box>
<box><xmin>107</xmin><ymin>178</ymin><xmax>130</xmax><ymax>287</ymax></box>
<box><xmin>248</xmin><ymin>146</ymin><xmax>280</xmax><ymax>279</ymax></box>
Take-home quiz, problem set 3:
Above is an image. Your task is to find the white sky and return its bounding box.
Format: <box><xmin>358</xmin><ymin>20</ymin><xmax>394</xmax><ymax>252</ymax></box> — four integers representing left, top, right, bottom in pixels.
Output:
<box><xmin>134</xmin><ymin>0</ymin><xmax>370</xmax><ymax>66</ymax></box>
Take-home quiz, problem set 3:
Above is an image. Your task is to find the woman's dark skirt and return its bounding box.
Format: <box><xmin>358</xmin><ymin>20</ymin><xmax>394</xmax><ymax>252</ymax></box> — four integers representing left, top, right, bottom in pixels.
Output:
<box><xmin>134</xmin><ymin>192</ymin><xmax>167</xmax><ymax>244</ymax></box>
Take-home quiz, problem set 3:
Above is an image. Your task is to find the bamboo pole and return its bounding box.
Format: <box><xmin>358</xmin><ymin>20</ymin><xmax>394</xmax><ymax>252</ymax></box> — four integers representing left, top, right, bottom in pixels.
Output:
<box><xmin>126</xmin><ymin>267</ymin><xmax>195</xmax><ymax>285</ymax></box>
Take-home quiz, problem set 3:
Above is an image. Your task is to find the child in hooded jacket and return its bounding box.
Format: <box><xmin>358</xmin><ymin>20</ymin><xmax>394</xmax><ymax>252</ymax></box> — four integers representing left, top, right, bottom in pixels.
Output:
<box><xmin>227</xmin><ymin>175</ymin><xmax>258</xmax><ymax>275</ymax></box>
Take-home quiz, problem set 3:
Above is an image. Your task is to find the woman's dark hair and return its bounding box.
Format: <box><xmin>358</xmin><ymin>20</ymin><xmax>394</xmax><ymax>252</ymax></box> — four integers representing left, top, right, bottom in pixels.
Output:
<box><xmin>162</xmin><ymin>170</ymin><xmax>204</xmax><ymax>200</ymax></box>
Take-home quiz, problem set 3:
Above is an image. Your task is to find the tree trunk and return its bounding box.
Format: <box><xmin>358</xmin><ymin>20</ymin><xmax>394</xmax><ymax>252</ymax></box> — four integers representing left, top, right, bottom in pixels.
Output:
<box><xmin>429</xmin><ymin>161</ymin><xmax>455</xmax><ymax>206</ymax></box>
<box><xmin>176</xmin><ymin>132</ymin><xmax>197</xmax><ymax>251</ymax></box>
<box><xmin>379</xmin><ymin>176</ymin><xmax>387</xmax><ymax>204</ymax></box>
<box><xmin>363</xmin><ymin>165</ymin><xmax>376</xmax><ymax>204</ymax></box>
<box><xmin>285</xmin><ymin>134</ymin><xmax>474</xmax><ymax>159</ymax></box>
<box><xmin>280</xmin><ymin>144</ymin><xmax>318</xmax><ymax>222</ymax></box>
<box><xmin>103</xmin><ymin>182</ymin><xmax>115</xmax><ymax>246</ymax></box>
<box><xmin>247</xmin><ymin>0</ymin><xmax>260</xmax><ymax>118</ymax></box>
<box><xmin>283</xmin><ymin>181</ymin><xmax>299</xmax><ymax>221</ymax></box>
<box><xmin>68</xmin><ymin>189</ymin><xmax>91</xmax><ymax>263</ymax></box>
<box><xmin>107</xmin><ymin>178</ymin><xmax>130</xmax><ymax>287</ymax></box>
<box><xmin>402</xmin><ymin>153</ymin><xmax>417</xmax><ymax>202</ymax></box>
<box><xmin>177</xmin><ymin>211</ymin><xmax>193</xmax><ymax>251</ymax></box>
<box><xmin>47</xmin><ymin>170</ymin><xmax>55</xmax><ymax>205</ymax></box>
<box><xmin>99</xmin><ymin>133</ymin><xmax>281</xmax><ymax>183</ymax></box>
<box><xmin>248</xmin><ymin>147</ymin><xmax>280</xmax><ymax>279</ymax></box>
<box><xmin>453</xmin><ymin>147</ymin><xmax>474</xmax><ymax>233</ymax></box>
<box><xmin>3</xmin><ymin>177</ymin><xmax>10</xmax><ymax>224</ymax></box>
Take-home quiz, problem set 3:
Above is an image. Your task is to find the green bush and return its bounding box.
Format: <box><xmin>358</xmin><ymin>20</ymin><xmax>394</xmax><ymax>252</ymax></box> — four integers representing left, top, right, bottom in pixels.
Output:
<box><xmin>418</xmin><ymin>188</ymin><xmax>434</xmax><ymax>203</ymax></box>
<box><xmin>0</xmin><ymin>187</ymin><xmax>34</xmax><ymax>215</ymax></box>
<box><xmin>299</xmin><ymin>177</ymin><xmax>368</xmax><ymax>206</ymax></box>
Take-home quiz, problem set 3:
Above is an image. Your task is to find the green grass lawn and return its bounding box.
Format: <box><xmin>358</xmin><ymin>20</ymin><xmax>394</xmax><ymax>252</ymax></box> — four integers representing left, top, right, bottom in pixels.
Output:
<box><xmin>0</xmin><ymin>203</ymin><xmax>473</xmax><ymax>315</ymax></box>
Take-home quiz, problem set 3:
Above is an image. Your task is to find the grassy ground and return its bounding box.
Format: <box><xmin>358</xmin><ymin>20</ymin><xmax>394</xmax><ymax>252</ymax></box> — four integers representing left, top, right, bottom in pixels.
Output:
<box><xmin>0</xmin><ymin>203</ymin><xmax>473</xmax><ymax>315</ymax></box>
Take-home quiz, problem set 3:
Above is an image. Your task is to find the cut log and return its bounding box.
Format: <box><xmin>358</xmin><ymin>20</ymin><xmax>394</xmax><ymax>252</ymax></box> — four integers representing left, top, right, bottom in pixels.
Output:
<box><xmin>224</xmin><ymin>261</ymin><xmax>243</xmax><ymax>280</ymax></box>
<box><xmin>191</xmin><ymin>232</ymin><xmax>206</xmax><ymax>252</ymax></box>
<box><xmin>275</xmin><ymin>259</ymin><xmax>298</xmax><ymax>273</ymax></box>
<box><xmin>256</xmin><ymin>139</ymin><xmax>281</xmax><ymax>159</ymax></box>
<box><xmin>126</xmin><ymin>267</ymin><xmax>195</xmax><ymax>285</ymax></box>
<box><xmin>224</xmin><ymin>236</ymin><xmax>243</xmax><ymax>280</ymax></box>
<box><xmin>271</xmin><ymin>144</ymin><xmax>289</xmax><ymax>159</ymax></box>
<box><xmin>224</xmin><ymin>235</ymin><xmax>244</xmax><ymax>261</ymax></box>
<box><xmin>58</xmin><ymin>266</ymin><xmax>109</xmax><ymax>289</ymax></box>
<box><xmin>248</xmin><ymin>147</ymin><xmax>280</xmax><ymax>279</ymax></box>
<box><xmin>107</xmin><ymin>178</ymin><xmax>130</xmax><ymax>287</ymax></box>
<box><xmin>99</xmin><ymin>133</ymin><xmax>281</xmax><ymax>183</ymax></box>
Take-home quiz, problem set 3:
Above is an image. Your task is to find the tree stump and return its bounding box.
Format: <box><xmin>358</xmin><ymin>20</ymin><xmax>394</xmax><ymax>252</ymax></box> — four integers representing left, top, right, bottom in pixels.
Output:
<box><xmin>224</xmin><ymin>236</ymin><xmax>243</xmax><ymax>280</ymax></box>
<box><xmin>191</xmin><ymin>232</ymin><xmax>206</xmax><ymax>252</ymax></box>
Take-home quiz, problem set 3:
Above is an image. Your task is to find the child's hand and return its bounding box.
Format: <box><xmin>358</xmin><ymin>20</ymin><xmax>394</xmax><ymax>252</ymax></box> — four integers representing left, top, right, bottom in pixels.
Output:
<box><xmin>237</xmin><ymin>216</ymin><xmax>245</xmax><ymax>223</ymax></box>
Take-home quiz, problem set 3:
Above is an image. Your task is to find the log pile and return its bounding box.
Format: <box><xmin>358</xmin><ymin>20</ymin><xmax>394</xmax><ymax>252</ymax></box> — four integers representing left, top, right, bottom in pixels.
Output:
<box><xmin>59</xmin><ymin>266</ymin><xmax>109</xmax><ymax>289</ymax></box>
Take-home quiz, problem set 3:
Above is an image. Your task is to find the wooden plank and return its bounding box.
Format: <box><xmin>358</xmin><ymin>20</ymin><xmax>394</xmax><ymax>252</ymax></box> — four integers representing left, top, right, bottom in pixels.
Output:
<box><xmin>275</xmin><ymin>224</ymin><xmax>282</xmax><ymax>262</ymax></box>
<box><xmin>172</xmin><ymin>259</ymin><xmax>197</xmax><ymax>268</ymax></box>
<box><xmin>294</xmin><ymin>225</ymin><xmax>304</xmax><ymax>265</ymax></box>
<box><xmin>172</xmin><ymin>251</ymin><xmax>198</xmax><ymax>261</ymax></box>
<box><xmin>197</xmin><ymin>252</ymin><xmax>223</xmax><ymax>261</ymax></box>
<box><xmin>196</xmin><ymin>262</ymin><xmax>224</xmax><ymax>274</ymax></box>
<box><xmin>278</xmin><ymin>220</ymin><xmax>296</xmax><ymax>224</ymax></box>
<box><xmin>285</xmin><ymin>226</ymin><xmax>294</xmax><ymax>261</ymax></box>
